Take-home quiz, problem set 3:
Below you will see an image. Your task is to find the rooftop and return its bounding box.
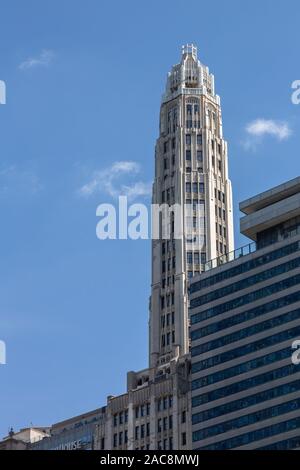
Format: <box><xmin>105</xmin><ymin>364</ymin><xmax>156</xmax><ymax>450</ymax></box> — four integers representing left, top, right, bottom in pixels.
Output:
<box><xmin>240</xmin><ymin>176</ymin><xmax>300</xmax><ymax>215</ymax></box>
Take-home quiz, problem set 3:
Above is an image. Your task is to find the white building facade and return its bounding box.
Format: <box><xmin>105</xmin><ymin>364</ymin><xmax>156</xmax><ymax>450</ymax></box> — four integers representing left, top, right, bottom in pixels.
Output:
<box><xmin>150</xmin><ymin>44</ymin><xmax>234</xmax><ymax>368</ymax></box>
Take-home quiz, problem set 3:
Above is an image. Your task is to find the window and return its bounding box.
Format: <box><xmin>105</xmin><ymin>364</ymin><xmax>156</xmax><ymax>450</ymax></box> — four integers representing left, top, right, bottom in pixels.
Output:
<box><xmin>125</xmin><ymin>409</ymin><xmax>128</xmax><ymax>423</ymax></box>
<box><xmin>197</xmin><ymin>134</ymin><xmax>202</xmax><ymax>145</ymax></box>
<box><xmin>119</xmin><ymin>412</ymin><xmax>123</xmax><ymax>425</ymax></box>
<box><xmin>141</xmin><ymin>424</ymin><xmax>145</xmax><ymax>439</ymax></box>
<box><xmin>169</xmin><ymin>415</ymin><xmax>173</xmax><ymax>429</ymax></box>
<box><xmin>146</xmin><ymin>422</ymin><xmax>150</xmax><ymax>437</ymax></box>
<box><xmin>199</xmin><ymin>183</ymin><xmax>204</xmax><ymax>193</ymax></box>
<box><xmin>169</xmin><ymin>396</ymin><xmax>173</xmax><ymax>408</ymax></box>
<box><xmin>223</xmin><ymin>209</ymin><xmax>226</xmax><ymax>220</ymax></box>
<box><xmin>187</xmin><ymin>104</ymin><xmax>192</xmax><ymax>114</ymax></box>
<box><xmin>163</xmin><ymin>417</ymin><xmax>168</xmax><ymax>431</ymax></box>
<box><xmin>182</xmin><ymin>432</ymin><xmax>187</xmax><ymax>446</ymax></box>
<box><xmin>113</xmin><ymin>414</ymin><xmax>117</xmax><ymax>426</ymax></box>
<box><xmin>192</xmin><ymin>363</ymin><xmax>298</xmax><ymax>408</ymax></box>
<box><xmin>186</xmin><ymin>150</ymin><xmax>191</xmax><ymax>160</ymax></box>
<box><xmin>222</xmin><ymin>193</ymin><xmax>225</xmax><ymax>203</ymax></box>
<box><xmin>194</xmin><ymin>252</ymin><xmax>200</xmax><ymax>264</ymax></box>
<box><xmin>186</xmin><ymin>134</ymin><xmax>191</xmax><ymax>145</ymax></box>
<box><xmin>193</xmin><ymin>182</ymin><xmax>198</xmax><ymax>193</ymax></box>
<box><xmin>157</xmin><ymin>418</ymin><xmax>162</xmax><ymax>433</ymax></box>
<box><xmin>186</xmin><ymin>182</ymin><xmax>191</xmax><ymax>193</ymax></box>
<box><xmin>197</xmin><ymin>150</ymin><xmax>203</xmax><ymax>162</ymax></box>
<box><xmin>163</xmin><ymin>439</ymin><xmax>168</xmax><ymax>450</ymax></box>
<box><xmin>218</xmin><ymin>190</ymin><xmax>221</xmax><ymax>201</ymax></box>
<box><xmin>172</xmin><ymin>311</ymin><xmax>175</xmax><ymax>324</ymax></box>
<box><xmin>182</xmin><ymin>411</ymin><xmax>186</xmax><ymax>423</ymax></box>
<box><xmin>192</xmin><ymin>347</ymin><xmax>292</xmax><ymax>391</ymax></box>
<box><xmin>191</xmin><ymin>325</ymin><xmax>300</xmax><ymax>372</ymax></box>
<box><xmin>194</xmin><ymin>104</ymin><xmax>199</xmax><ymax>113</ymax></box>
<box><xmin>162</xmin><ymin>261</ymin><xmax>166</xmax><ymax>273</ymax></box>
<box><xmin>218</xmin><ymin>160</ymin><xmax>221</xmax><ymax>171</ymax></box>
<box><xmin>172</xmin><ymin>330</ymin><xmax>175</xmax><ymax>343</ymax></box>
<box><xmin>141</xmin><ymin>405</ymin><xmax>145</xmax><ymax>417</ymax></box>
<box><xmin>192</xmin><ymin>391</ymin><xmax>300</xmax><ymax>441</ymax></box>
<box><xmin>187</xmin><ymin>252</ymin><xmax>193</xmax><ymax>264</ymax></box>
<box><xmin>219</xmin><ymin>207</ymin><xmax>222</xmax><ymax>218</ymax></box>
<box><xmin>224</xmin><ymin>227</ymin><xmax>227</xmax><ymax>238</ymax></box>
<box><xmin>172</xmin><ymin>137</ymin><xmax>176</xmax><ymax>149</ymax></box>
<box><xmin>164</xmin><ymin>158</ymin><xmax>168</xmax><ymax>170</ymax></box>
<box><xmin>135</xmin><ymin>426</ymin><xmax>139</xmax><ymax>440</ymax></box>
<box><xmin>169</xmin><ymin>437</ymin><xmax>173</xmax><ymax>450</ymax></box>
<box><xmin>166</xmin><ymin>332</ymin><xmax>170</xmax><ymax>345</ymax></box>
<box><xmin>191</xmin><ymin>266</ymin><xmax>300</xmax><ymax>320</ymax></box>
<box><xmin>162</xmin><ymin>191</ymin><xmax>165</xmax><ymax>203</ymax></box>
<box><xmin>135</xmin><ymin>407</ymin><xmax>139</xmax><ymax>419</ymax></box>
<box><xmin>119</xmin><ymin>432</ymin><xmax>123</xmax><ymax>446</ymax></box>
<box><xmin>113</xmin><ymin>433</ymin><xmax>117</xmax><ymax>447</ymax></box>
<box><xmin>147</xmin><ymin>403</ymin><xmax>150</xmax><ymax>416</ymax></box>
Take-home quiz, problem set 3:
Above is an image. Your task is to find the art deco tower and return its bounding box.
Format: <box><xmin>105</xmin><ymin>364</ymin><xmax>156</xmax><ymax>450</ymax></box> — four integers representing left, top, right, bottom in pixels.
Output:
<box><xmin>149</xmin><ymin>45</ymin><xmax>234</xmax><ymax>368</ymax></box>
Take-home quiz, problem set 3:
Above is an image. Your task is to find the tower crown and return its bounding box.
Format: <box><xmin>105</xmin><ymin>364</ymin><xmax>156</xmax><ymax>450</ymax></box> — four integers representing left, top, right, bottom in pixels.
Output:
<box><xmin>162</xmin><ymin>44</ymin><xmax>216</xmax><ymax>103</ymax></box>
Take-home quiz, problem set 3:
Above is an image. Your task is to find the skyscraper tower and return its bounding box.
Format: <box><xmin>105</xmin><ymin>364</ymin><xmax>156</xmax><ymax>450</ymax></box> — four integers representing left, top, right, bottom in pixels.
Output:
<box><xmin>150</xmin><ymin>44</ymin><xmax>234</xmax><ymax>368</ymax></box>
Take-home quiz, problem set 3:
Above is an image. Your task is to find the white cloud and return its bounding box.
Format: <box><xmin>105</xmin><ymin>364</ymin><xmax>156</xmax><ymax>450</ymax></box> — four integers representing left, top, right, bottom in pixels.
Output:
<box><xmin>243</xmin><ymin>119</ymin><xmax>292</xmax><ymax>151</ymax></box>
<box><xmin>79</xmin><ymin>161</ymin><xmax>151</xmax><ymax>201</ymax></box>
<box><xmin>19</xmin><ymin>49</ymin><xmax>55</xmax><ymax>70</ymax></box>
<box><xmin>246</xmin><ymin>119</ymin><xmax>291</xmax><ymax>140</ymax></box>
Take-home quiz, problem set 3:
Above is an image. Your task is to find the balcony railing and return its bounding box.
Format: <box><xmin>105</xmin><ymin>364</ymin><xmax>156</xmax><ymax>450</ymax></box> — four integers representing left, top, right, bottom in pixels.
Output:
<box><xmin>204</xmin><ymin>242</ymin><xmax>257</xmax><ymax>272</ymax></box>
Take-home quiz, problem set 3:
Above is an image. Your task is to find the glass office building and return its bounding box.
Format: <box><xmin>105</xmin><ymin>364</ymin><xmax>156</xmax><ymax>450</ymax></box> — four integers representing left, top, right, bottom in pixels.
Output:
<box><xmin>190</xmin><ymin>177</ymin><xmax>300</xmax><ymax>449</ymax></box>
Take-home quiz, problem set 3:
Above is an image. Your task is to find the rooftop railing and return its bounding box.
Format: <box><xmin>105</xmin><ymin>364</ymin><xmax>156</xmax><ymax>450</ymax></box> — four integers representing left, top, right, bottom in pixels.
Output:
<box><xmin>204</xmin><ymin>242</ymin><xmax>257</xmax><ymax>272</ymax></box>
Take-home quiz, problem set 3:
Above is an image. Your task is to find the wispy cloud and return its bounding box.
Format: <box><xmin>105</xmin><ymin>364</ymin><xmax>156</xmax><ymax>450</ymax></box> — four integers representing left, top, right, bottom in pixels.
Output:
<box><xmin>243</xmin><ymin>118</ymin><xmax>292</xmax><ymax>151</ymax></box>
<box><xmin>79</xmin><ymin>161</ymin><xmax>151</xmax><ymax>201</ymax></box>
<box><xmin>0</xmin><ymin>165</ymin><xmax>42</xmax><ymax>195</ymax></box>
<box><xmin>19</xmin><ymin>49</ymin><xmax>55</xmax><ymax>70</ymax></box>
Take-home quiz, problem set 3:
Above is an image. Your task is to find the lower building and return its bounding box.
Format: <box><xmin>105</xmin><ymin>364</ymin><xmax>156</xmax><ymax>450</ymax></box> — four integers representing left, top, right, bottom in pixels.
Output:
<box><xmin>30</xmin><ymin>408</ymin><xmax>106</xmax><ymax>450</ymax></box>
<box><xmin>0</xmin><ymin>427</ymin><xmax>50</xmax><ymax>450</ymax></box>
<box><xmin>94</xmin><ymin>351</ymin><xmax>191</xmax><ymax>450</ymax></box>
<box><xmin>190</xmin><ymin>176</ymin><xmax>300</xmax><ymax>450</ymax></box>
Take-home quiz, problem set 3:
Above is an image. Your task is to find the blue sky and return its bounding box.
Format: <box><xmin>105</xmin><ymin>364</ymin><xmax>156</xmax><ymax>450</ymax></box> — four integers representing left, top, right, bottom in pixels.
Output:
<box><xmin>0</xmin><ymin>0</ymin><xmax>300</xmax><ymax>436</ymax></box>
